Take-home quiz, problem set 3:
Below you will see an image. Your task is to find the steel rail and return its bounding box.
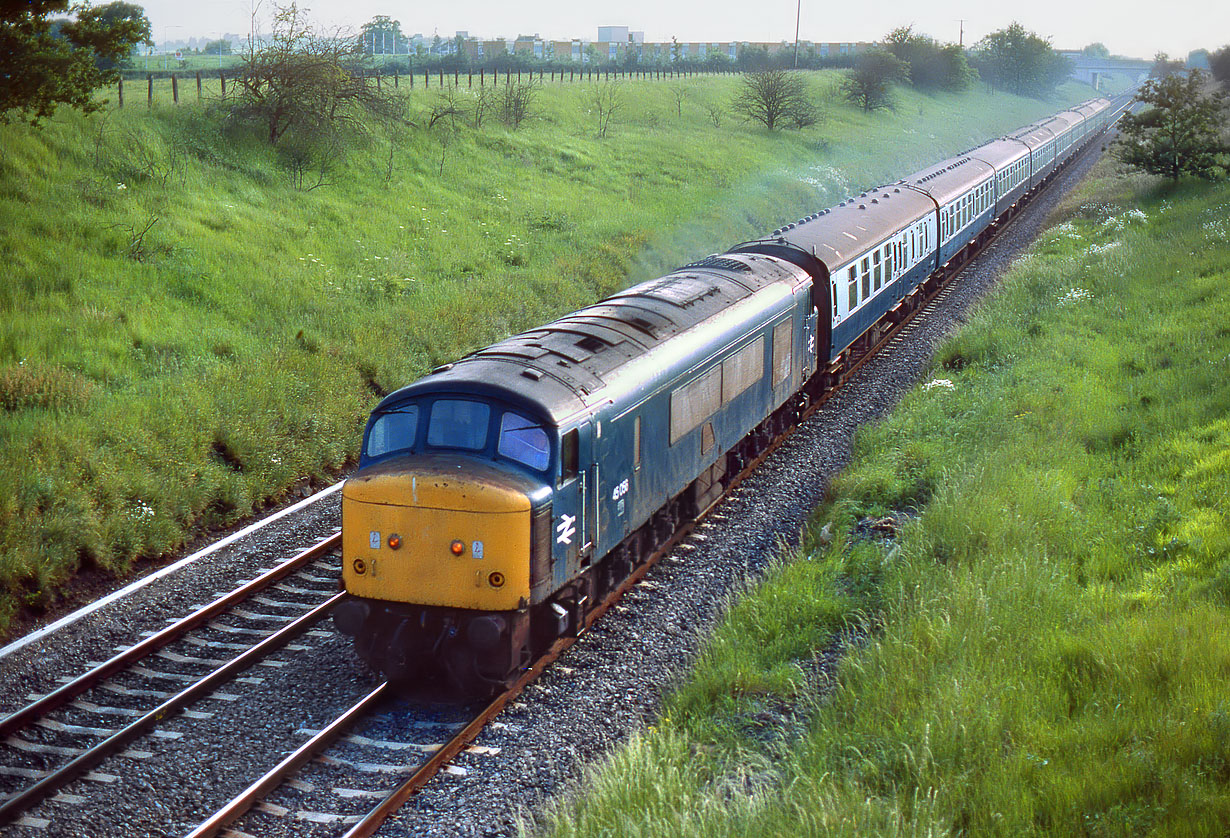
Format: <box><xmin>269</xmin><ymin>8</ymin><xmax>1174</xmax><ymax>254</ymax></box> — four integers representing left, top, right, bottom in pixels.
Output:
<box><xmin>0</xmin><ymin>483</ymin><xmax>344</xmax><ymax>663</ymax></box>
<box><xmin>0</xmin><ymin>591</ymin><xmax>349</xmax><ymax>826</ymax></box>
<box><xmin>0</xmin><ymin>532</ymin><xmax>341</xmax><ymax>740</ymax></box>
<box><xmin>183</xmin><ymin>681</ymin><xmax>392</xmax><ymax>838</ymax></box>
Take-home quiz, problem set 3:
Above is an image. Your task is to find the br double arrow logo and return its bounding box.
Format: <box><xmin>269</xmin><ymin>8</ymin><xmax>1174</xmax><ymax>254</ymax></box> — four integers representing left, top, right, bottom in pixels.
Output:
<box><xmin>556</xmin><ymin>513</ymin><xmax>577</xmax><ymax>545</ymax></box>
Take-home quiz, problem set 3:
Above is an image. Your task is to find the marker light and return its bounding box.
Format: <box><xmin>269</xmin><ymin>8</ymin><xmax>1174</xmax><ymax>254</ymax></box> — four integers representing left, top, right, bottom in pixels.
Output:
<box><xmin>353</xmin><ymin>558</ymin><xmax>367</xmax><ymax>575</ymax></box>
<box><xmin>450</xmin><ymin>539</ymin><xmax>465</xmax><ymax>556</ymax></box>
<box><xmin>387</xmin><ymin>534</ymin><xmax>402</xmax><ymax>550</ymax></box>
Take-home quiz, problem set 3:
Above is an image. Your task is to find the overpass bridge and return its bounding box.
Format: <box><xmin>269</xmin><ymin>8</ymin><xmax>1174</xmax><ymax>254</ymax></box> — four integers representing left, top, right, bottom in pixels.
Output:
<box><xmin>1060</xmin><ymin>54</ymin><xmax>1153</xmax><ymax>89</ymax></box>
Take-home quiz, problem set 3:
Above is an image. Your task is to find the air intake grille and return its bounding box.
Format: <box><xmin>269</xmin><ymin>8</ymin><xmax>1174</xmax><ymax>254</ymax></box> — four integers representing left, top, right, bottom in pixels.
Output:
<box><xmin>681</xmin><ymin>256</ymin><xmax>752</xmax><ymax>273</ymax></box>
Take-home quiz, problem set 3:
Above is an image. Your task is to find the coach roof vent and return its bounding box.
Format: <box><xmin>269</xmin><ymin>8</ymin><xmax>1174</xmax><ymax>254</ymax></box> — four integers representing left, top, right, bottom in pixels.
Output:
<box><xmin>520</xmin><ymin>368</ymin><xmax>543</xmax><ymax>381</ymax></box>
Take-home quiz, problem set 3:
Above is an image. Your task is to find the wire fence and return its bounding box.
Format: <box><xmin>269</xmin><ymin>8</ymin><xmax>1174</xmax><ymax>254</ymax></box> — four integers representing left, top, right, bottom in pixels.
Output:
<box><xmin>116</xmin><ymin>65</ymin><xmax>731</xmax><ymax>107</ymax></box>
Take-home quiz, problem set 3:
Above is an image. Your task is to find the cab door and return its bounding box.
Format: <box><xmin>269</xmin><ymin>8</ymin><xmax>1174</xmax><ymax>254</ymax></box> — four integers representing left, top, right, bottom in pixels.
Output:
<box><xmin>550</xmin><ymin>420</ymin><xmax>594</xmax><ymax>588</ymax></box>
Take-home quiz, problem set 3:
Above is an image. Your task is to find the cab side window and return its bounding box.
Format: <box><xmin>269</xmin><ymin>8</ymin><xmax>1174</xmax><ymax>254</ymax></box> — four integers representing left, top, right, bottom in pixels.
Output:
<box><xmin>559</xmin><ymin>428</ymin><xmax>579</xmax><ymax>485</ymax></box>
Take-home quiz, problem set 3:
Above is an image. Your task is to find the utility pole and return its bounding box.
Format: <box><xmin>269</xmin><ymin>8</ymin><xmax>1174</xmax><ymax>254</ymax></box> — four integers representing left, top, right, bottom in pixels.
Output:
<box><xmin>958</xmin><ymin>19</ymin><xmax>965</xmax><ymax>48</ymax></box>
<box><xmin>793</xmin><ymin>0</ymin><xmax>801</xmax><ymax>68</ymax></box>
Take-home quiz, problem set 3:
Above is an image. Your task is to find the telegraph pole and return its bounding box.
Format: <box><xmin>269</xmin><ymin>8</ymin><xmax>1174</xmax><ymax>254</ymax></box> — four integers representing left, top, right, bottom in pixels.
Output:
<box><xmin>958</xmin><ymin>19</ymin><xmax>965</xmax><ymax>47</ymax></box>
<box><xmin>793</xmin><ymin>0</ymin><xmax>801</xmax><ymax>67</ymax></box>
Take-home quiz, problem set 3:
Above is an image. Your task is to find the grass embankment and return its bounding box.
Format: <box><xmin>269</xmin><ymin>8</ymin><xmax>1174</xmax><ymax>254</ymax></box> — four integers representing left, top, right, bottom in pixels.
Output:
<box><xmin>538</xmin><ymin>159</ymin><xmax>1230</xmax><ymax>834</ymax></box>
<box><xmin>0</xmin><ymin>73</ymin><xmax>1104</xmax><ymax>631</ymax></box>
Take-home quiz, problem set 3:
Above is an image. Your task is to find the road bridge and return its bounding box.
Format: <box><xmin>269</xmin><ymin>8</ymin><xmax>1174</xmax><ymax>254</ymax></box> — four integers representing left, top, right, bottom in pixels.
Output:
<box><xmin>1060</xmin><ymin>54</ymin><xmax>1152</xmax><ymax>89</ymax></box>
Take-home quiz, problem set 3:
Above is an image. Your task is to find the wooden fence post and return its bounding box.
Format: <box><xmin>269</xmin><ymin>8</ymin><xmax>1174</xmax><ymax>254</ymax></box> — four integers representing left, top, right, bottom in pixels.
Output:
<box><xmin>394</xmin><ymin>68</ymin><xmax>399</xmax><ymax>88</ymax></box>
<box><xmin>480</xmin><ymin>68</ymin><xmax>484</xmax><ymax>87</ymax></box>
<box><xmin>147</xmin><ymin>74</ymin><xmax>153</xmax><ymax>106</ymax></box>
<box><xmin>455</xmin><ymin>70</ymin><xmax>459</xmax><ymax>86</ymax></box>
<box><xmin>376</xmin><ymin>70</ymin><xmax>382</xmax><ymax>91</ymax></box>
<box><xmin>171</xmin><ymin>74</ymin><xmax>178</xmax><ymax>104</ymax></box>
<box><xmin>117</xmin><ymin>76</ymin><xmax>123</xmax><ymax>108</ymax></box>
<box><xmin>220</xmin><ymin>71</ymin><xmax>226</xmax><ymax>97</ymax></box>
<box><xmin>196</xmin><ymin>71</ymin><xmax>202</xmax><ymax>99</ymax></box>
<box><xmin>438</xmin><ymin>68</ymin><xmax>443</xmax><ymax>87</ymax></box>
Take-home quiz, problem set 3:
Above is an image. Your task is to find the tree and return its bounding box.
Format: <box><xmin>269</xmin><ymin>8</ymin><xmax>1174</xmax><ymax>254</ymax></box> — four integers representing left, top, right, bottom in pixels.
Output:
<box><xmin>731</xmin><ymin>69</ymin><xmax>818</xmax><ymax>130</ymax></box>
<box><xmin>499</xmin><ymin>78</ymin><xmax>537</xmax><ymax>129</ymax></box>
<box><xmin>203</xmin><ymin>38</ymin><xmax>232</xmax><ymax>56</ymax></box>
<box><xmin>970</xmin><ymin>22</ymin><xmax>1071</xmax><ymax>97</ymax></box>
<box><xmin>1150</xmin><ymin>52</ymin><xmax>1186</xmax><ymax>78</ymax></box>
<box><xmin>1082</xmin><ymin>42</ymin><xmax>1111</xmax><ymax>59</ymax></box>
<box><xmin>737</xmin><ymin>43</ymin><xmax>771</xmax><ymax>72</ymax></box>
<box><xmin>841</xmin><ymin>49</ymin><xmax>909</xmax><ymax>112</ymax></box>
<box><xmin>359</xmin><ymin>15</ymin><xmax>405</xmax><ymax>55</ymax></box>
<box><xmin>1114</xmin><ymin>69</ymin><xmax>1229</xmax><ymax>181</ymax></box>
<box><xmin>590</xmin><ymin>79</ymin><xmax>621</xmax><ymax>138</ymax></box>
<box><xmin>0</xmin><ymin>0</ymin><xmax>151</xmax><ymax>124</ymax></box>
<box><xmin>883</xmin><ymin>25</ymin><xmax>972</xmax><ymax>91</ymax></box>
<box><xmin>1212</xmin><ymin>46</ymin><xmax>1230</xmax><ymax>86</ymax></box>
<box><xmin>232</xmin><ymin>4</ymin><xmax>403</xmax><ymax>145</ymax></box>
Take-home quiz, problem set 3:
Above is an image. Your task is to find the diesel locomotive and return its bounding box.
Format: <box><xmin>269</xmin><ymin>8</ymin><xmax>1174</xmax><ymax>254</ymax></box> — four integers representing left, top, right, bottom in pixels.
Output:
<box><xmin>332</xmin><ymin>94</ymin><xmax>1124</xmax><ymax>693</ymax></box>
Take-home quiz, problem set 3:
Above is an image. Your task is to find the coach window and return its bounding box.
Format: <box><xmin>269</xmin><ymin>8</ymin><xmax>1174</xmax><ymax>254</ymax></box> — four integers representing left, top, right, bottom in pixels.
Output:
<box><xmin>873</xmin><ymin>250</ymin><xmax>882</xmax><ymax>291</ymax></box>
<box><xmin>861</xmin><ymin>257</ymin><xmax>871</xmax><ymax>300</ymax></box>
<box><xmin>559</xmin><ymin>428</ymin><xmax>578</xmax><ymax>485</ymax></box>
<box><xmin>848</xmin><ymin>266</ymin><xmax>858</xmax><ymax>310</ymax></box>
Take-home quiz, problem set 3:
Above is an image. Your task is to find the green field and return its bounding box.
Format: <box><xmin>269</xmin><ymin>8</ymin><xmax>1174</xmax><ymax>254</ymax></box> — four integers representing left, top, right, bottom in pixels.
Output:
<box><xmin>0</xmin><ymin>72</ymin><xmax>1113</xmax><ymax>633</ymax></box>
<box><xmin>537</xmin><ymin>158</ymin><xmax>1230</xmax><ymax>835</ymax></box>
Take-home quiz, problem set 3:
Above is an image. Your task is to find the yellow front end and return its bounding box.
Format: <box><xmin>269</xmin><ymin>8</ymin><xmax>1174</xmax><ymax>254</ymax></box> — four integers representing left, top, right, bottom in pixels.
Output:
<box><xmin>342</xmin><ymin>455</ymin><xmax>533</xmax><ymax>611</ymax></box>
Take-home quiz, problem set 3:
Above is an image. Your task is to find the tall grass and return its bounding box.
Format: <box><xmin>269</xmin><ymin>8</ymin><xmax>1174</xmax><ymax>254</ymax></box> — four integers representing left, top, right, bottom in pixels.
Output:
<box><xmin>537</xmin><ymin>162</ymin><xmax>1230</xmax><ymax>834</ymax></box>
<box><xmin>0</xmin><ymin>72</ymin><xmax>1107</xmax><ymax>630</ymax></box>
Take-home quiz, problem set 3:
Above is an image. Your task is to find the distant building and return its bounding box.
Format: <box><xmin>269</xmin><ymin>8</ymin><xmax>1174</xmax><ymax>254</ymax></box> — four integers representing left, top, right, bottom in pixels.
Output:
<box><xmin>424</xmin><ymin>26</ymin><xmax>872</xmax><ymax>66</ymax></box>
<box><xmin>597</xmin><ymin>26</ymin><xmax>629</xmax><ymax>43</ymax></box>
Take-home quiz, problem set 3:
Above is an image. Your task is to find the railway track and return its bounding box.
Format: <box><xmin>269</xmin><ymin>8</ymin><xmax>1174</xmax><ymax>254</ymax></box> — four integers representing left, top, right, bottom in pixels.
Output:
<box><xmin>0</xmin><ymin>533</ymin><xmax>345</xmax><ymax>829</ymax></box>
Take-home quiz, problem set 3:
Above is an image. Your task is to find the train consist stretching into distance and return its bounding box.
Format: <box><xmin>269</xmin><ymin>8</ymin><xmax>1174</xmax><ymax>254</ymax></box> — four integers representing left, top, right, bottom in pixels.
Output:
<box><xmin>333</xmin><ymin>95</ymin><xmax>1123</xmax><ymax>693</ymax></box>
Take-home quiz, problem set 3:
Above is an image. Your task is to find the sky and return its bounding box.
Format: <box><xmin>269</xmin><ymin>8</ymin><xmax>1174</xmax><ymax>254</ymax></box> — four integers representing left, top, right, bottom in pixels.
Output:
<box><xmin>135</xmin><ymin>0</ymin><xmax>1223</xmax><ymax>62</ymax></box>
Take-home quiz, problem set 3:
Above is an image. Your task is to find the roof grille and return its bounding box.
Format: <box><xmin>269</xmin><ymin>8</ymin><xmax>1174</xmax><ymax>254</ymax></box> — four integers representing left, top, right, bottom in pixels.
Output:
<box><xmin>682</xmin><ymin>255</ymin><xmax>752</xmax><ymax>273</ymax></box>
